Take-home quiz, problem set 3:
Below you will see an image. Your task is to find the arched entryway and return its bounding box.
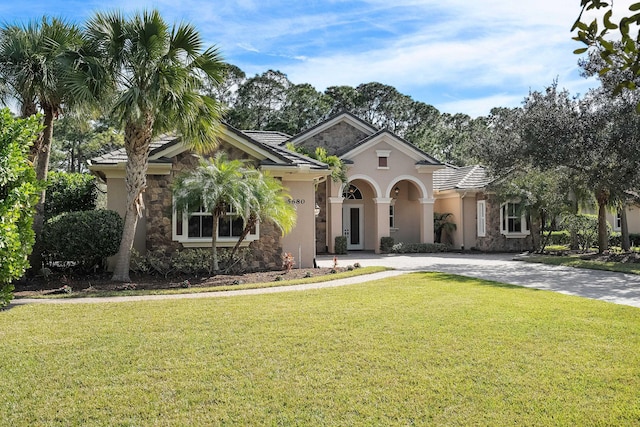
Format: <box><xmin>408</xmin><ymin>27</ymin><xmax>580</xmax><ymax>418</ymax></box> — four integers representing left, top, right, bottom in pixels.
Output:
<box><xmin>341</xmin><ymin>179</ymin><xmax>376</xmax><ymax>250</ymax></box>
<box><xmin>387</xmin><ymin>177</ymin><xmax>427</xmax><ymax>244</ymax></box>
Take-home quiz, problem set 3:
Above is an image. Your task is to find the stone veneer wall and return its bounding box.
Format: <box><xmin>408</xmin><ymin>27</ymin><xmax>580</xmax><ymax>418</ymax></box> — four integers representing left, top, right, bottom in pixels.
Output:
<box><xmin>299</xmin><ymin>121</ymin><xmax>369</xmax><ymax>155</ymax></box>
<box><xmin>475</xmin><ymin>194</ymin><xmax>533</xmax><ymax>252</ymax></box>
<box><xmin>144</xmin><ymin>144</ymin><xmax>283</xmax><ymax>271</ymax></box>
<box><xmin>315</xmin><ymin>180</ymin><xmax>328</xmax><ymax>253</ymax></box>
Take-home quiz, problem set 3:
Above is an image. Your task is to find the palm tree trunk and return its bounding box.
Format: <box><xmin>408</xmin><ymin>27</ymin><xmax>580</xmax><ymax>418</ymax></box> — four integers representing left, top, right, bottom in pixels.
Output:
<box><xmin>211</xmin><ymin>214</ymin><xmax>220</xmax><ymax>272</ymax></box>
<box><xmin>28</xmin><ymin>106</ymin><xmax>55</xmax><ymax>273</ymax></box>
<box><xmin>596</xmin><ymin>190</ymin><xmax>609</xmax><ymax>254</ymax></box>
<box><xmin>112</xmin><ymin>120</ymin><xmax>153</xmax><ymax>282</ymax></box>
<box><xmin>229</xmin><ymin>216</ymin><xmax>256</xmax><ymax>262</ymax></box>
<box><xmin>621</xmin><ymin>206</ymin><xmax>631</xmax><ymax>251</ymax></box>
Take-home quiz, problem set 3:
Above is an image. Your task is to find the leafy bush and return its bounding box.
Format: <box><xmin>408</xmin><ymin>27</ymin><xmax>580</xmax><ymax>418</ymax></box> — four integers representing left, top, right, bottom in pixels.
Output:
<box><xmin>0</xmin><ymin>110</ymin><xmax>42</xmax><ymax>308</ymax></box>
<box><xmin>335</xmin><ymin>236</ymin><xmax>347</xmax><ymax>255</ymax></box>
<box><xmin>390</xmin><ymin>242</ymin><xmax>449</xmax><ymax>254</ymax></box>
<box><xmin>630</xmin><ymin>234</ymin><xmax>640</xmax><ymax>247</ymax></box>
<box><xmin>609</xmin><ymin>232</ymin><xmax>621</xmax><ymax>248</ymax></box>
<box><xmin>45</xmin><ymin>171</ymin><xmax>97</xmax><ymax>219</ymax></box>
<box><xmin>130</xmin><ymin>248</ymin><xmax>251</xmax><ymax>277</ymax></box>
<box><xmin>561</xmin><ymin>214</ymin><xmax>601</xmax><ymax>252</ymax></box>
<box><xmin>380</xmin><ymin>236</ymin><xmax>394</xmax><ymax>253</ymax></box>
<box><xmin>43</xmin><ymin>210</ymin><xmax>123</xmax><ymax>270</ymax></box>
<box><xmin>548</xmin><ymin>230</ymin><xmax>571</xmax><ymax>246</ymax></box>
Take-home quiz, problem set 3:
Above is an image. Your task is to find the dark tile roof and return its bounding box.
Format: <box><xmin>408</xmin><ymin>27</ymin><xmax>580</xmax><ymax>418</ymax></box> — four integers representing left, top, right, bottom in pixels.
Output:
<box><xmin>241</xmin><ymin>130</ymin><xmax>291</xmax><ymax>147</ymax></box>
<box><xmin>433</xmin><ymin>165</ymin><xmax>491</xmax><ymax>191</ymax></box>
<box><xmin>89</xmin><ymin>128</ymin><xmax>327</xmax><ymax>171</ymax></box>
<box><xmin>90</xmin><ymin>134</ymin><xmax>177</xmax><ymax>165</ymax></box>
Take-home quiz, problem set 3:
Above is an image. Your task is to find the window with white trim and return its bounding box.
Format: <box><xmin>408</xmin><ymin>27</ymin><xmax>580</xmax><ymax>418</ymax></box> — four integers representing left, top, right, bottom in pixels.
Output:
<box><xmin>376</xmin><ymin>150</ymin><xmax>390</xmax><ymax>169</ymax></box>
<box><xmin>173</xmin><ymin>202</ymin><xmax>258</xmax><ymax>245</ymax></box>
<box><xmin>500</xmin><ymin>202</ymin><xmax>529</xmax><ymax>237</ymax></box>
<box><xmin>477</xmin><ymin>200</ymin><xmax>486</xmax><ymax>237</ymax></box>
<box><xmin>614</xmin><ymin>211</ymin><xmax>622</xmax><ymax>231</ymax></box>
<box><xmin>389</xmin><ymin>205</ymin><xmax>395</xmax><ymax>228</ymax></box>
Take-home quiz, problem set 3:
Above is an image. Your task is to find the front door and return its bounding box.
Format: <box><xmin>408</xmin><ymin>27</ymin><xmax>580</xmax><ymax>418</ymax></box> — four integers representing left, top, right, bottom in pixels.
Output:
<box><xmin>343</xmin><ymin>204</ymin><xmax>364</xmax><ymax>250</ymax></box>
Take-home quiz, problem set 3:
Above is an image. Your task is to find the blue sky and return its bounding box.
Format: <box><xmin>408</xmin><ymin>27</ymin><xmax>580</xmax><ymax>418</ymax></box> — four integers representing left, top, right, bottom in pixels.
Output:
<box><xmin>0</xmin><ymin>0</ymin><xmax>626</xmax><ymax>117</ymax></box>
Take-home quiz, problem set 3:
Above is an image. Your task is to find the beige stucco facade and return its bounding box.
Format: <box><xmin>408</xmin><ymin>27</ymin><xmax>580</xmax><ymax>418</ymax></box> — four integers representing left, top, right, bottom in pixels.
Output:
<box><xmin>289</xmin><ymin>112</ymin><xmax>444</xmax><ymax>254</ymax></box>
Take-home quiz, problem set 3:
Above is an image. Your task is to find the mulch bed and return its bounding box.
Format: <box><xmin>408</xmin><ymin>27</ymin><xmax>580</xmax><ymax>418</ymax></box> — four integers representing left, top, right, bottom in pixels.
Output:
<box><xmin>13</xmin><ymin>267</ymin><xmax>344</xmax><ymax>298</ymax></box>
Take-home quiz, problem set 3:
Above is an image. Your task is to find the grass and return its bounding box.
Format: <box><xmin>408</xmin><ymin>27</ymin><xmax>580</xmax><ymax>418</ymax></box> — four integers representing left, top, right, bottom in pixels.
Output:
<box><xmin>525</xmin><ymin>254</ymin><xmax>640</xmax><ymax>275</ymax></box>
<box><xmin>2</xmin><ymin>272</ymin><xmax>639</xmax><ymax>426</ymax></box>
<box><xmin>18</xmin><ymin>266</ymin><xmax>389</xmax><ymax>299</ymax></box>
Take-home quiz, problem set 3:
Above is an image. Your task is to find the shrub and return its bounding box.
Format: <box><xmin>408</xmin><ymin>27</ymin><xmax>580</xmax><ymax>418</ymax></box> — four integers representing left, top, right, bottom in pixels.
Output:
<box><xmin>561</xmin><ymin>214</ymin><xmax>600</xmax><ymax>252</ymax></box>
<box><xmin>130</xmin><ymin>248</ymin><xmax>251</xmax><ymax>277</ymax></box>
<box><xmin>630</xmin><ymin>233</ymin><xmax>640</xmax><ymax>247</ymax></box>
<box><xmin>0</xmin><ymin>110</ymin><xmax>42</xmax><ymax>308</ymax></box>
<box><xmin>548</xmin><ymin>230</ymin><xmax>571</xmax><ymax>246</ymax></box>
<box><xmin>609</xmin><ymin>231</ymin><xmax>621</xmax><ymax>248</ymax></box>
<box><xmin>390</xmin><ymin>242</ymin><xmax>449</xmax><ymax>254</ymax></box>
<box><xmin>45</xmin><ymin>171</ymin><xmax>97</xmax><ymax>219</ymax></box>
<box><xmin>380</xmin><ymin>236</ymin><xmax>394</xmax><ymax>253</ymax></box>
<box><xmin>43</xmin><ymin>210</ymin><xmax>123</xmax><ymax>270</ymax></box>
<box><xmin>335</xmin><ymin>236</ymin><xmax>347</xmax><ymax>255</ymax></box>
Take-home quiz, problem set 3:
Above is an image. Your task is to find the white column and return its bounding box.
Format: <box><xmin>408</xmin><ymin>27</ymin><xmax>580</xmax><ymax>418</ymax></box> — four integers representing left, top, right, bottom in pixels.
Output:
<box><xmin>373</xmin><ymin>197</ymin><xmax>393</xmax><ymax>254</ymax></box>
<box><xmin>328</xmin><ymin>197</ymin><xmax>344</xmax><ymax>253</ymax></box>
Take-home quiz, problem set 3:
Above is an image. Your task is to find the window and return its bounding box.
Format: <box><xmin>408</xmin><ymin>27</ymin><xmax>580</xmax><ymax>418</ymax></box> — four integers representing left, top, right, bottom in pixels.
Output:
<box><xmin>477</xmin><ymin>200</ymin><xmax>486</xmax><ymax>237</ymax></box>
<box><xmin>500</xmin><ymin>202</ymin><xmax>529</xmax><ymax>237</ymax></box>
<box><xmin>342</xmin><ymin>184</ymin><xmax>363</xmax><ymax>200</ymax></box>
<box><xmin>389</xmin><ymin>205</ymin><xmax>395</xmax><ymax>228</ymax></box>
<box><xmin>173</xmin><ymin>202</ymin><xmax>258</xmax><ymax>246</ymax></box>
<box><xmin>614</xmin><ymin>211</ymin><xmax>622</xmax><ymax>231</ymax></box>
<box><xmin>376</xmin><ymin>150</ymin><xmax>390</xmax><ymax>169</ymax></box>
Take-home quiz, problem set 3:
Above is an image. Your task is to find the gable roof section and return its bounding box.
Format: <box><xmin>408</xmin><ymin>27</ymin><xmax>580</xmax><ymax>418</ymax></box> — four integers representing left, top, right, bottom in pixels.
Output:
<box><xmin>340</xmin><ymin>129</ymin><xmax>443</xmax><ymax>166</ymax></box>
<box><xmin>89</xmin><ymin>124</ymin><xmax>328</xmax><ymax>174</ymax></box>
<box><xmin>433</xmin><ymin>165</ymin><xmax>491</xmax><ymax>191</ymax></box>
<box><xmin>287</xmin><ymin>111</ymin><xmax>377</xmax><ymax>146</ymax></box>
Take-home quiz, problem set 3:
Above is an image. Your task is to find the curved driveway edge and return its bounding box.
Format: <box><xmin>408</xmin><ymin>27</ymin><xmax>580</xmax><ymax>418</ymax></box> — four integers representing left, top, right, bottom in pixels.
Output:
<box><xmin>10</xmin><ymin>253</ymin><xmax>640</xmax><ymax>308</ymax></box>
<box><xmin>320</xmin><ymin>253</ymin><xmax>640</xmax><ymax>308</ymax></box>
<box><xmin>9</xmin><ymin>270</ymin><xmax>407</xmax><ymax>306</ymax></box>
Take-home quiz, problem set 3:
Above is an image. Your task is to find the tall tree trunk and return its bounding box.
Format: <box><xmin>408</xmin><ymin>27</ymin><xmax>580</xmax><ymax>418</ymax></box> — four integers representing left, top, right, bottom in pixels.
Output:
<box><xmin>211</xmin><ymin>214</ymin><xmax>220</xmax><ymax>273</ymax></box>
<box><xmin>596</xmin><ymin>190</ymin><xmax>609</xmax><ymax>254</ymax></box>
<box><xmin>111</xmin><ymin>119</ymin><xmax>153</xmax><ymax>282</ymax></box>
<box><xmin>621</xmin><ymin>206</ymin><xmax>631</xmax><ymax>251</ymax></box>
<box><xmin>28</xmin><ymin>106</ymin><xmax>55</xmax><ymax>274</ymax></box>
<box><xmin>229</xmin><ymin>216</ymin><xmax>256</xmax><ymax>262</ymax></box>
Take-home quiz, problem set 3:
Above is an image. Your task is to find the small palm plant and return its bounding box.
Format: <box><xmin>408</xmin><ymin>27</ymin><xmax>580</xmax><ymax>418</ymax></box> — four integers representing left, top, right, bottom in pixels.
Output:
<box><xmin>434</xmin><ymin>212</ymin><xmax>457</xmax><ymax>245</ymax></box>
<box><xmin>172</xmin><ymin>152</ymin><xmax>247</xmax><ymax>272</ymax></box>
<box><xmin>228</xmin><ymin>168</ymin><xmax>296</xmax><ymax>262</ymax></box>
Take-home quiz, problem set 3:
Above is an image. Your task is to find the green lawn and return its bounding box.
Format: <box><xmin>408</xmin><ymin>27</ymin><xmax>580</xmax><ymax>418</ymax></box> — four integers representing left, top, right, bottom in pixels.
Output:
<box><xmin>2</xmin><ymin>272</ymin><xmax>639</xmax><ymax>426</ymax></box>
<box><xmin>525</xmin><ymin>254</ymin><xmax>640</xmax><ymax>275</ymax></box>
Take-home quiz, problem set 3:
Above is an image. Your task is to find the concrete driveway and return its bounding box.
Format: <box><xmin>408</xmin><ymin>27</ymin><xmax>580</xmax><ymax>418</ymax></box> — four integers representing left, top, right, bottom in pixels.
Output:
<box><xmin>317</xmin><ymin>252</ymin><xmax>640</xmax><ymax>308</ymax></box>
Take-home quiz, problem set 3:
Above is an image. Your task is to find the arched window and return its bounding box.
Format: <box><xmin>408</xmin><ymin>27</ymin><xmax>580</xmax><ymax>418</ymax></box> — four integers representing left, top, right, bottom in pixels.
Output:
<box><xmin>342</xmin><ymin>184</ymin><xmax>363</xmax><ymax>200</ymax></box>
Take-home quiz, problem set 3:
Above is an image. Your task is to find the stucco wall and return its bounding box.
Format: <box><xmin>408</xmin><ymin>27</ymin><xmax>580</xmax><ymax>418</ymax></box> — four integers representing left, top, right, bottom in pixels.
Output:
<box><xmin>434</xmin><ymin>195</ymin><xmax>462</xmax><ymax>247</ymax></box>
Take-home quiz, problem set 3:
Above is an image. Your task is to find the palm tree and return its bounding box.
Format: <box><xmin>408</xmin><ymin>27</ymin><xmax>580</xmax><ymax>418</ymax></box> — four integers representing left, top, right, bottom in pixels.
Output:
<box><xmin>68</xmin><ymin>10</ymin><xmax>225</xmax><ymax>281</ymax></box>
<box><xmin>434</xmin><ymin>212</ymin><xmax>457</xmax><ymax>245</ymax></box>
<box><xmin>172</xmin><ymin>153</ymin><xmax>248</xmax><ymax>272</ymax></box>
<box><xmin>228</xmin><ymin>168</ymin><xmax>297</xmax><ymax>262</ymax></box>
<box><xmin>0</xmin><ymin>17</ymin><xmax>83</xmax><ymax>271</ymax></box>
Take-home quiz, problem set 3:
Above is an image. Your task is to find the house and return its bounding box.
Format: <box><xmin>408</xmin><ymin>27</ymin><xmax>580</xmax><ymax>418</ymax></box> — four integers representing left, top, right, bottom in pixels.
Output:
<box><xmin>433</xmin><ymin>165</ymin><xmax>532</xmax><ymax>251</ymax></box>
<box><xmin>287</xmin><ymin>112</ymin><xmax>445</xmax><ymax>253</ymax></box>
<box><xmin>90</xmin><ymin>112</ymin><xmax>535</xmax><ymax>272</ymax></box>
<box><xmin>89</xmin><ymin>125</ymin><xmax>331</xmax><ymax>269</ymax></box>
